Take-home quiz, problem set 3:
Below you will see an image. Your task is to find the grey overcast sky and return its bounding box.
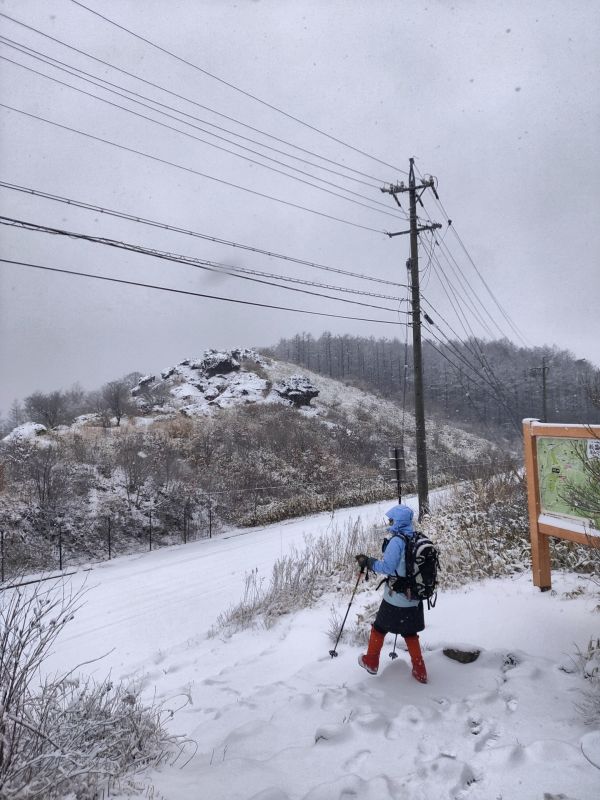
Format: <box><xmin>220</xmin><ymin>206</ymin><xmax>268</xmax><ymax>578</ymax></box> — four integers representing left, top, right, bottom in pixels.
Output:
<box><xmin>1</xmin><ymin>0</ymin><xmax>599</xmax><ymax>414</ymax></box>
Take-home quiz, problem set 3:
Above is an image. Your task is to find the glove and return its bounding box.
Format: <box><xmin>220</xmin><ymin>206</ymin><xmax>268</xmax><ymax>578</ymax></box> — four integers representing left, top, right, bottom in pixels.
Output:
<box><xmin>355</xmin><ymin>554</ymin><xmax>372</xmax><ymax>571</ymax></box>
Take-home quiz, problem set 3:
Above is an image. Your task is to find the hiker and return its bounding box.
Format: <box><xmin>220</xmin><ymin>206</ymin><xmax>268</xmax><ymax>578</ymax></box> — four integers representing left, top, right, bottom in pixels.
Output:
<box><xmin>355</xmin><ymin>504</ymin><xmax>428</xmax><ymax>683</ymax></box>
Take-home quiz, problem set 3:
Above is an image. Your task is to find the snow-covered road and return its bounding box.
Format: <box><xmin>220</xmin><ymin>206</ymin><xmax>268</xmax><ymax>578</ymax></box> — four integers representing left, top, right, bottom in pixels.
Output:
<box><xmin>27</xmin><ymin>497</ymin><xmax>600</xmax><ymax>799</ymax></box>
<box><xmin>44</xmin><ymin>498</ymin><xmax>400</xmax><ymax>677</ymax></box>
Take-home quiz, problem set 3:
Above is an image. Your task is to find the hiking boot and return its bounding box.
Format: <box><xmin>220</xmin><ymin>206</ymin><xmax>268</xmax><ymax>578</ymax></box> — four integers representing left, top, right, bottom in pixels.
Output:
<box><xmin>358</xmin><ymin>654</ymin><xmax>379</xmax><ymax>674</ymax></box>
<box><xmin>411</xmin><ymin>663</ymin><xmax>428</xmax><ymax>684</ymax></box>
<box><xmin>358</xmin><ymin>627</ymin><xmax>385</xmax><ymax>675</ymax></box>
<box><xmin>404</xmin><ymin>634</ymin><xmax>428</xmax><ymax>684</ymax></box>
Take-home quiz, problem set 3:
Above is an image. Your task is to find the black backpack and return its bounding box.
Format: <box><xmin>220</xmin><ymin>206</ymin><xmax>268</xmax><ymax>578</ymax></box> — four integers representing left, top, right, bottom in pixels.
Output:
<box><xmin>386</xmin><ymin>531</ymin><xmax>439</xmax><ymax>609</ymax></box>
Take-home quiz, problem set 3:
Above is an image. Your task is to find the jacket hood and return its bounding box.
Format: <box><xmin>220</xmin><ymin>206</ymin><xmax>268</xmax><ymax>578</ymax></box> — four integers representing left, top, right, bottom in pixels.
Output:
<box><xmin>385</xmin><ymin>504</ymin><xmax>415</xmax><ymax>534</ymax></box>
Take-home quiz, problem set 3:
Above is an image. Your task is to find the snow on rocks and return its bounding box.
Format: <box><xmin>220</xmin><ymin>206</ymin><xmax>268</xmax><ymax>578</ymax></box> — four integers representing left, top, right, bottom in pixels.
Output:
<box><xmin>2</xmin><ymin>421</ymin><xmax>48</xmax><ymax>441</ymax></box>
<box><xmin>131</xmin><ymin>349</ymin><xmax>320</xmax><ymax>417</ymax></box>
<box><xmin>273</xmin><ymin>375</ymin><xmax>319</xmax><ymax>407</ymax></box>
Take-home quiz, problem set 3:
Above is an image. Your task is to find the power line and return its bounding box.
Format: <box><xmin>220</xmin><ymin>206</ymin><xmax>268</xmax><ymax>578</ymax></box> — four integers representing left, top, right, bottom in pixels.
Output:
<box><xmin>422</xmin><ymin>277</ymin><xmax>521</xmax><ymax>420</ymax></box>
<box><xmin>422</xmin><ymin>293</ymin><xmax>498</xmax><ymax>371</ymax></box>
<box><xmin>0</xmin><ymin>181</ymin><xmax>405</xmax><ymax>288</ymax></box>
<box><xmin>68</xmin><ymin>0</ymin><xmax>409</xmax><ymax>176</ymax></box>
<box><xmin>0</xmin><ymin>216</ymin><xmax>408</xmax><ymax>314</ymax></box>
<box><xmin>433</xmin><ymin>235</ymin><xmax>508</xmax><ymax>339</ymax></box>
<box><xmin>415</xmin><ymin>166</ymin><xmax>529</xmax><ymax>346</ymax></box>
<box><xmin>424</xmin><ymin>338</ymin><xmax>517</xmax><ymax>438</ymax></box>
<box><xmin>445</xmin><ymin>221</ymin><xmax>530</xmax><ymax>347</ymax></box>
<box><xmin>420</xmin><ymin>306</ymin><xmax>523</xmax><ymax>429</ymax></box>
<box><xmin>0</xmin><ymin>34</ymin><xmax>385</xmax><ymax>194</ymax></box>
<box><xmin>427</xmin><ymin>256</ymin><xmax>524</xmax><ymax>413</ymax></box>
<box><xmin>414</xmin><ymin>190</ymin><xmax>515</xmax><ymax>343</ymax></box>
<box><xmin>0</xmin><ymin>53</ymin><xmax>405</xmax><ymax>222</ymax></box>
<box><xmin>0</xmin><ymin>12</ymin><xmax>393</xmax><ymax>187</ymax></box>
<box><xmin>0</xmin><ymin>257</ymin><xmax>406</xmax><ymax>326</ymax></box>
<box><xmin>0</xmin><ymin>102</ymin><xmax>386</xmax><ymax>235</ymax></box>
<box><xmin>412</xmin><ymin>206</ymin><xmax>508</xmax><ymax>341</ymax></box>
<box><xmin>421</xmin><ymin>326</ymin><xmax>522</xmax><ymax>432</ymax></box>
<box><xmin>429</xmin><ymin>247</ymin><xmax>498</xmax><ymax>340</ymax></box>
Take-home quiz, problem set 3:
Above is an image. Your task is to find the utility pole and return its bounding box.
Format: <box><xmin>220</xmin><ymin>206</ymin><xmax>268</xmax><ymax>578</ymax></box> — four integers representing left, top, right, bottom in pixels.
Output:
<box><xmin>529</xmin><ymin>357</ymin><xmax>550</xmax><ymax>422</ymax></box>
<box><xmin>381</xmin><ymin>158</ymin><xmax>441</xmax><ymax>519</ymax></box>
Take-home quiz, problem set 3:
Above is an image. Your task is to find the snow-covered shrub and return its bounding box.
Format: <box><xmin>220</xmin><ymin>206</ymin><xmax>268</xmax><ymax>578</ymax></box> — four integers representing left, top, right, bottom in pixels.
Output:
<box><xmin>211</xmin><ymin>519</ymin><xmax>381</xmax><ymax>634</ymax></box>
<box><xmin>0</xmin><ymin>580</ymin><xmax>180</xmax><ymax>799</ymax></box>
<box><xmin>572</xmin><ymin>638</ymin><xmax>600</xmax><ymax>726</ymax></box>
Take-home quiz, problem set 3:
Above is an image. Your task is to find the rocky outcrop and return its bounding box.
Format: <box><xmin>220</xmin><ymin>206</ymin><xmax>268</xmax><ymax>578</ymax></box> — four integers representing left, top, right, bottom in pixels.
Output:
<box><xmin>273</xmin><ymin>375</ymin><xmax>319</xmax><ymax>407</ymax></box>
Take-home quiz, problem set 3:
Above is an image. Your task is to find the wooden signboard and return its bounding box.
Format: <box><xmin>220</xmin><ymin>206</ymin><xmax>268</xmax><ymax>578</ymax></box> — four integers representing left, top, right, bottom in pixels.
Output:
<box><xmin>523</xmin><ymin>419</ymin><xmax>600</xmax><ymax>590</ymax></box>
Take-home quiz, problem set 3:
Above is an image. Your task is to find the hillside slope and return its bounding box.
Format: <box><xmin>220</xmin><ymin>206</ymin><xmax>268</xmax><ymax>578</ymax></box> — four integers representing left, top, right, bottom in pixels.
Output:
<box><xmin>0</xmin><ymin>350</ymin><xmax>506</xmax><ymax>577</ymax></box>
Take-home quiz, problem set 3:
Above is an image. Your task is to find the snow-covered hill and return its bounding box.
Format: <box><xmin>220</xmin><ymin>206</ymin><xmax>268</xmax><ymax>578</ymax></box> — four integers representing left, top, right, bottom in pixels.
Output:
<box><xmin>131</xmin><ymin>347</ymin><xmax>495</xmax><ymax>465</ymax></box>
<box><xmin>39</xmin><ymin>497</ymin><xmax>600</xmax><ymax>800</ymax></box>
<box><xmin>4</xmin><ymin>348</ymin><xmax>495</xmax><ymax>473</ymax></box>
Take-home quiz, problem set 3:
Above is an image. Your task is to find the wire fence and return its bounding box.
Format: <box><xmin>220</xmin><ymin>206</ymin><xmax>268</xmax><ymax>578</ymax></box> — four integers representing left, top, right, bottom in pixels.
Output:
<box><xmin>0</xmin><ymin>477</ymin><xmax>399</xmax><ymax>586</ymax></box>
<box><xmin>0</xmin><ymin>458</ymin><xmax>514</xmax><ymax>586</ymax></box>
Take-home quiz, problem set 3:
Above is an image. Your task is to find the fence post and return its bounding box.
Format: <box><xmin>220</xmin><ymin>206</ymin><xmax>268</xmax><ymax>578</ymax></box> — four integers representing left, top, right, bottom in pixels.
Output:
<box><xmin>1</xmin><ymin>529</ymin><xmax>4</xmax><ymax>583</ymax></box>
<box><xmin>107</xmin><ymin>516</ymin><xmax>112</xmax><ymax>560</ymax></box>
<box><xmin>208</xmin><ymin>498</ymin><xmax>212</xmax><ymax>539</ymax></box>
<box><xmin>183</xmin><ymin>505</ymin><xmax>187</xmax><ymax>544</ymax></box>
<box><xmin>58</xmin><ymin>525</ymin><xmax>63</xmax><ymax>571</ymax></box>
<box><xmin>149</xmin><ymin>511</ymin><xmax>153</xmax><ymax>552</ymax></box>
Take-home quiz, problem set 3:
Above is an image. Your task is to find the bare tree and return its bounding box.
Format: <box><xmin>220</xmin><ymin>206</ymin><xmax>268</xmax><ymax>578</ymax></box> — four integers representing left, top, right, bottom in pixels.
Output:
<box><xmin>114</xmin><ymin>433</ymin><xmax>153</xmax><ymax>508</ymax></box>
<box><xmin>23</xmin><ymin>391</ymin><xmax>70</xmax><ymax>429</ymax></box>
<box><xmin>7</xmin><ymin>400</ymin><xmax>25</xmax><ymax>430</ymax></box>
<box><xmin>585</xmin><ymin>370</ymin><xmax>600</xmax><ymax>410</ymax></box>
<box><xmin>101</xmin><ymin>380</ymin><xmax>133</xmax><ymax>426</ymax></box>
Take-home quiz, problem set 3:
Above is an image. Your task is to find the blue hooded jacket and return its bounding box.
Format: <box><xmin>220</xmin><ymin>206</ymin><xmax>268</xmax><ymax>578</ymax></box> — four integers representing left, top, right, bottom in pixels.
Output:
<box><xmin>368</xmin><ymin>504</ymin><xmax>419</xmax><ymax>608</ymax></box>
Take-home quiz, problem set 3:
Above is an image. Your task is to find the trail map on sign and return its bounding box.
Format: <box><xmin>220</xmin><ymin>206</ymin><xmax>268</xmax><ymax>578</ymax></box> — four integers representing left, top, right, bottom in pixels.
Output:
<box><xmin>537</xmin><ymin>436</ymin><xmax>597</xmax><ymax>524</ymax></box>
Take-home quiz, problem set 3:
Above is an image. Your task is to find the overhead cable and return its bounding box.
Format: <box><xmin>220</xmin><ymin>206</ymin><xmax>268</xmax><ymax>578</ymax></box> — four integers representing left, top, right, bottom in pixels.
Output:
<box><xmin>0</xmin><ymin>12</ymin><xmax>393</xmax><ymax>186</ymax></box>
<box><xmin>0</xmin><ymin>257</ymin><xmax>405</xmax><ymax>326</ymax></box>
<box><xmin>68</xmin><ymin>0</ymin><xmax>409</xmax><ymax>176</ymax></box>
<box><xmin>0</xmin><ymin>216</ymin><xmax>407</xmax><ymax>313</ymax></box>
<box><xmin>429</xmin><ymin>247</ymin><xmax>498</xmax><ymax>340</ymax></box>
<box><xmin>420</xmin><ymin>307</ymin><xmax>523</xmax><ymax>429</ymax></box>
<box><xmin>422</xmin><ymin>268</ymin><xmax>521</xmax><ymax>416</ymax></box>
<box><xmin>422</xmin><ymin>326</ymin><xmax>522</xmax><ymax>431</ymax></box>
<box><xmin>0</xmin><ymin>181</ymin><xmax>405</xmax><ymax>288</ymax></box>
<box><xmin>415</xmin><ymin>165</ymin><xmax>529</xmax><ymax>346</ymax></box>
<box><xmin>0</xmin><ymin>35</ymin><xmax>384</xmax><ymax>193</ymax></box>
<box><xmin>0</xmin><ymin>103</ymin><xmax>387</xmax><ymax>235</ymax></box>
<box><xmin>0</xmin><ymin>54</ymin><xmax>405</xmax><ymax>221</ymax></box>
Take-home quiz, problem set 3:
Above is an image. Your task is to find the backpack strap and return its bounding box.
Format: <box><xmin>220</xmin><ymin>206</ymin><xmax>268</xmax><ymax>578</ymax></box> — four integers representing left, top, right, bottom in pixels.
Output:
<box><xmin>386</xmin><ymin>532</ymin><xmax>410</xmax><ymax>594</ymax></box>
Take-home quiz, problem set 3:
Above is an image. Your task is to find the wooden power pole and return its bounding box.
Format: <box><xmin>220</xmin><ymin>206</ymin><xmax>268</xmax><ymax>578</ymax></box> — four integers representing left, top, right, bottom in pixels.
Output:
<box><xmin>529</xmin><ymin>356</ymin><xmax>550</xmax><ymax>422</ymax></box>
<box><xmin>382</xmin><ymin>159</ymin><xmax>441</xmax><ymax>519</ymax></box>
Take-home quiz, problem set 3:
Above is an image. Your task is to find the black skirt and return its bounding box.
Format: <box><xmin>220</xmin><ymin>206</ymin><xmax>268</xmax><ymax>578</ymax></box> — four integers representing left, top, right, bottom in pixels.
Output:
<box><xmin>374</xmin><ymin>599</ymin><xmax>425</xmax><ymax>636</ymax></box>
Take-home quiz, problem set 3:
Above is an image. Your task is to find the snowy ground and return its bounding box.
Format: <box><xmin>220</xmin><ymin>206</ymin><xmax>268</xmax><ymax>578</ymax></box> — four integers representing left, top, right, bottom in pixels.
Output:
<box><xmin>38</xmin><ymin>498</ymin><xmax>600</xmax><ymax>800</ymax></box>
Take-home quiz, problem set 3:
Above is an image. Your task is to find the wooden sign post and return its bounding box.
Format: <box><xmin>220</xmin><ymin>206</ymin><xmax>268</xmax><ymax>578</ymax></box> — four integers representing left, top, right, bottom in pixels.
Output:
<box><xmin>523</xmin><ymin>419</ymin><xmax>600</xmax><ymax>590</ymax></box>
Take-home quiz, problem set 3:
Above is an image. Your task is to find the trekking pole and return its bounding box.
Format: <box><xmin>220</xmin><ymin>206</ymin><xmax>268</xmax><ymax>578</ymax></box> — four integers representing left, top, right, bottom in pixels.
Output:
<box><xmin>389</xmin><ymin>633</ymin><xmax>399</xmax><ymax>660</ymax></box>
<box><xmin>329</xmin><ymin>567</ymin><xmax>365</xmax><ymax>658</ymax></box>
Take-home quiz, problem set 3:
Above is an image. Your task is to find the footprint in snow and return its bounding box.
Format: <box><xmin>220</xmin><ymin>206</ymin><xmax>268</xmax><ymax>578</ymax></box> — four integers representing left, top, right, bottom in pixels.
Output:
<box><xmin>287</xmin><ymin>692</ymin><xmax>316</xmax><ymax>711</ymax></box>
<box><xmin>353</xmin><ymin>711</ymin><xmax>388</xmax><ymax>732</ymax></box>
<box><xmin>319</xmin><ymin>686</ymin><xmax>352</xmax><ymax>710</ymax></box>
<box><xmin>342</xmin><ymin>748</ymin><xmax>372</xmax><ymax>771</ymax></box>
<box><xmin>413</xmin><ymin>756</ymin><xmax>480</xmax><ymax>795</ymax></box>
